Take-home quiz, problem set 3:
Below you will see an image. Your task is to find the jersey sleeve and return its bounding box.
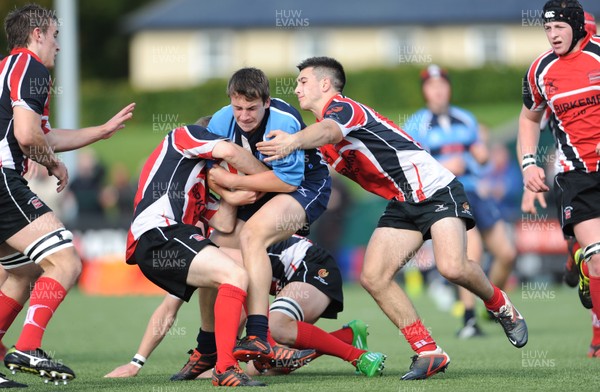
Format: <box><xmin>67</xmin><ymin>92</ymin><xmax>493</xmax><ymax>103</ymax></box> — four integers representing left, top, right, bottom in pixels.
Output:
<box><xmin>265</xmin><ymin>108</ymin><xmax>304</xmax><ymax>186</ymax></box>
<box><xmin>522</xmin><ymin>67</ymin><xmax>546</xmax><ymax>112</ymax></box>
<box><xmin>172</xmin><ymin>125</ymin><xmax>227</xmax><ymax>159</ymax></box>
<box><xmin>10</xmin><ymin>57</ymin><xmax>49</xmax><ymax>116</ymax></box>
<box><xmin>207</xmin><ymin>105</ymin><xmax>235</xmax><ymax>139</ymax></box>
<box><xmin>322</xmin><ymin>100</ymin><xmax>367</xmax><ymax>136</ymax></box>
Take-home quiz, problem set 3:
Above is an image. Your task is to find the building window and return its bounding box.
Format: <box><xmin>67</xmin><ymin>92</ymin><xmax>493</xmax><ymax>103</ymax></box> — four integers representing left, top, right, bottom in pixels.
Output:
<box><xmin>469</xmin><ymin>26</ymin><xmax>507</xmax><ymax>66</ymax></box>
<box><xmin>294</xmin><ymin>30</ymin><xmax>328</xmax><ymax>60</ymax></box>
<box><xmin>382</xmin><ymin>28</ymin><xmax>422</xmax><ymax>65</ymax></box>
<box><xmin>191</xmin><ymin>30</ymin><xmax>232</xmax><ymax>81</ymax></box>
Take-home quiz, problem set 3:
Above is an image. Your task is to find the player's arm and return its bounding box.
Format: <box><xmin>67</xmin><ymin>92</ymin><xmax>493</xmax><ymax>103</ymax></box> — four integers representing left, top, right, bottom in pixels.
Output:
<box><xmin>46</xmin><ymin>103</ymin><xmax>135</xmax><ymax>152</ymax></box>
<box><xmin>256</xmin><ymin>119</ymin><xmax>343</xmax><ymax>162</ymax></box>
<box><xmin>209</xmin><ymin>167</ymin><xmax>296</xmax><ymax>193</ymax></box>
<box><xmin>518</xmin><ymin>104</ymin><xmax>549</xmax><ymax>193</ymax></box>
<box><xmin>207</xmin><ymin>172</ymin><xmax>262</xmax><ymax>207</ymax></box>
<box><xmin>104</xmin><ymin>295</ymin><xmax>184</xmax><ymax>378</ymax></box>
<box><xmin>211</xmin><ymin>140</ymin><xmax>269</xmax><ymax>176</ymax></box>
<box><xmin>13</xmin><ymin>106</ymin><xmax>68</xmax><ymax>192</ymax></box>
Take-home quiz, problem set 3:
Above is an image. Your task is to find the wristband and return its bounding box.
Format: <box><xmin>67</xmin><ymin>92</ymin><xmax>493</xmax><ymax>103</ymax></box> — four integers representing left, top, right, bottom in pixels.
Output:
<box><xmin>521</xmin><ymin>155</ymin><xmax>536</xmax><ymax>170</ymax></box>
<box><xmin>130</xmin><ymin>353</ymin><xmax>146</xmax><ymax>368</ymax></box>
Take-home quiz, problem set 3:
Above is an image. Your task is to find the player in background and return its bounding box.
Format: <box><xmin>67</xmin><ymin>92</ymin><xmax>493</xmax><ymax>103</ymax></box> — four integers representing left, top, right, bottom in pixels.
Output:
<box><xmin>404</xmin><ymin>65</ymin><xmax>517</xmax><ymax>338</ymax></box>
<box><xmin>125</xmin><ymin>122</ymin><xmax>272</xmax><ymax>386</ymax></box>
<box><xmin>257</xmin><ymin>56</ymin><xmax>528</xmax><ymax>380</ymax></box>
<box><xmin>206</xmin><ymin>68</ymin><xmax>332</xmax><ymax>366</ymax></box>
<box><xmin>106</xmin><ymin>235</ymin><xmax>383</xmax><ymax>379</ymax></box>
<box><xmin>0</xmin><ymin>4</ymin><xmax>135</xmax><ymax>387</ymax></box>
<box><xmin>519</xmin><ymin>0</ymin><xmax>600</xmax><ymax>358</ymax></box>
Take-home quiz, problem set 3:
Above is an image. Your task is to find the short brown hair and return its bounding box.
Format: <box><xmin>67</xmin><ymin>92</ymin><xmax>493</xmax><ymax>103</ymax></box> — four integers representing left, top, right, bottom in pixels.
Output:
<box><xmin>4</xmin><ymin>4</ymin><xmax>58</xmax><ymax>51</ymax></box>
<box><xmin>227</xmin><ymin>67</ymin><xmax>270</xmax><ymax>103</ymax></box>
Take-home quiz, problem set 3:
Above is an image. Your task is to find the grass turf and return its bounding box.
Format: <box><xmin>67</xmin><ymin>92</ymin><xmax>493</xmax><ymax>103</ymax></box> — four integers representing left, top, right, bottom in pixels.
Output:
<box><xmin>3</xmin><ymin>282</ymin><xmax>597</xmax><ymax>391</ymax></box>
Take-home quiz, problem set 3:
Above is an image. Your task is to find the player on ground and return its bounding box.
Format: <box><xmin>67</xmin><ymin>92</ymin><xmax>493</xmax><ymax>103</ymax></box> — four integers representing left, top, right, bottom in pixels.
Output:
<box><xmin>257</xmin><ymin>56</ymin><xmax>528</xmax><ymax>380</ymax></box>
<box><xmin>0</xmin><ymin>4</ymin><xmax>135</xmax><ymax>387</ymax></box>
<box><xmin>519</xmin><ymin>0</ymin><xmax>600</xmax><ymax>357</ymax></box>
<box><xmin>106</xmin><ymin>235</ymin><xmax>384</xmax><ymax>379</ymax></box>
<box><xmin>404</xmin><ymin>65</ymin><xmax>517</xmax><ymax>338</ymax></box>
<box><xmin>206</xmin><ymin>68</ymin><xmax>331</xmax><ymax>366</ymax></box>
<box><xmin>125</xmin><ymin>123</ymin><xmax>271</xmax><ymax>386</ymax></box>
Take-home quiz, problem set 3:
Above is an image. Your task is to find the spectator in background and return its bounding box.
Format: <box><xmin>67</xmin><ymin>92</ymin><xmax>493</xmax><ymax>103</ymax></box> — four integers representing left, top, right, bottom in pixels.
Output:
<box><xmin>101</xmin><ymin>162</ymin><xmax>136</xmax><ymax>228</ymax></box>
<box><xmin>68</xmin><ymin>148</ymin><xmax>106</xmax><ymax>229</ymax></box>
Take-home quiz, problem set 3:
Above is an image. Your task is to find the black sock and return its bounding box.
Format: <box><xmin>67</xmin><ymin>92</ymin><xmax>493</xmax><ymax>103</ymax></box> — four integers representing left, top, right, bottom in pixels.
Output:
<box><xmin>196</xmin><ymin>328</ymin><xmax>217</xmax><ymax>354</ymax></box>
<box><xmin>464</xmin><ymin>309</ymin><xmax>476</xmax><ymax>326</ymax></box>
<box><xmin>246</xmin><ymin>314</ymin><xmax>269</xmax><ymax>341</ymax></box>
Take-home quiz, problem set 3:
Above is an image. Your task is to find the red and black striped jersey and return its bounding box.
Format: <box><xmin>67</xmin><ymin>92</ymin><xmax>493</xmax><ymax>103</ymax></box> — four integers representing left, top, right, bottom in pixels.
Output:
<box><xmin>125</xmin><ymin>125</ymin><xmax>223</xmax><ymax>262</ymax></box>
<box><xmin>318</xmin><ymin>94</ymin><xmax>454</xmax><ymax>202</ymax></box>
<box><xmin>523</xmin><ymin>33</ymin><xmax>600</xmax><ymax>173</ymax></box>
<box><xmin>0</xmin><ymin>48</ymin><xmax>52</xmax><ymax>175</ymax></box>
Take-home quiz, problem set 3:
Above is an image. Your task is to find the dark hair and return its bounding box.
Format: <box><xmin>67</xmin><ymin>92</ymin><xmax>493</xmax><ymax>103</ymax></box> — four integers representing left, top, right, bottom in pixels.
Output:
<box><xmin>227</xmin><ymin>67</ymin><xmax>270</xmax><ymax>103</ymax></box>
<box><xmin>4</xmin><ymin>4</ymin><xmax>58</xmax><ymax>51</ymax></box>
<box><xmin>194</xmin><ymin>115</ymin><xmax>212</xmax><ymax>127</ymax></box>
<box><xmin>297</xmin><ymin>56</ymin><xmax>346</xmax><ymax>92</ymax></box>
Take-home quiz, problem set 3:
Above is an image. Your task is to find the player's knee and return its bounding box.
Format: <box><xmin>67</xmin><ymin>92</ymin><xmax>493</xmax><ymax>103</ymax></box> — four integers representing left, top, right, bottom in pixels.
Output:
<box><xmin>30</xmin><ymin>229</ymin><xmax>81</xmax><ymax>283</ymax></box>
<box><xmin>220</xmin><ymin>264</ymin><xmax>248</xmax><ymax>291</ymax></box>
<box><xmin>269</xmin><ymin>297</ymin><xmax>303</xmax><ymax>345</ymax></box>
<box><xmin>268</xmin><ymin>312</ymin><xmax>297</xmax><ymax>346</ymax></box>
<box><xmin>360</xmin><ymin>270</ymin><xmax>384</xmax><ymax>294</ymax></box>
<box><xmin>238</xmin><ymin>225</ymin><xmax>269</xmax><ymax>250</ymax></box>
<box><xmin>437</xmin><ymin>260</ymin><xmax>465</xmax><ymax>283</ymax></box>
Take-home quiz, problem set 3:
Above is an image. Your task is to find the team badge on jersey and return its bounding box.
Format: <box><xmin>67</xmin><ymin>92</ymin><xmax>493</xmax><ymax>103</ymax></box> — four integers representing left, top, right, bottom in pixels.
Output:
<box><xmin>462</xmin><ymin>202</ymin><xmax>472</xmax><ymax>216</ymax></box>
<box><xmin>189</xmin><ymin>234</ymin><xmax>205</xmax><ymax>242</ymax></box>
<box><xmin>564</xmin><ymin>206</ymin><xmax>573</xmax><ymax>220</ymax></box>
<box><xmin>588</xmin><ymin>71</ymin><xmax>600</xmax><ymax>84</ymax></box>
<box><xmin>27</xmin><ymin>196</ymin><xmax>44</xmax><ymax>209</ymax></box>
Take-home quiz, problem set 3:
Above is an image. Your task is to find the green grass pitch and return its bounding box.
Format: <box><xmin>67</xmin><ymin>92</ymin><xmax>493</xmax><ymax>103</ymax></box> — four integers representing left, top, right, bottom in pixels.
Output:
<box><xmin>3</xmin><ymin>283</ymin><xmax>598</xmax><ymax>391</ymax></box>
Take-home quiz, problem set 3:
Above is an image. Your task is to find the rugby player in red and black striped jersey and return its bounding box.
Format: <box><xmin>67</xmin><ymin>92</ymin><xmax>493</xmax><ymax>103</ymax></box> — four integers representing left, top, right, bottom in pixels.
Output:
<box><xmin>519</xmin><ymin>0</ymin><xmax>600</xmax><ymax>358</ymax></box>
<box><xmin>0</xmin><ymin>4</ymin><xmax>134</xmax><ymax>387</ymax></box>
<box><xmin>257</xmin><ymin>56</ymin><xmax>529</xmax><ymax>380</ymax></box>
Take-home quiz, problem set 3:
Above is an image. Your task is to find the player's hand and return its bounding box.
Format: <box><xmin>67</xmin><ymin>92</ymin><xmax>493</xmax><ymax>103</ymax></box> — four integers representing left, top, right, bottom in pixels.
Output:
<box><xmin>103</xmin><ymin>363</ymin><xmax>140</xmax><ymax>378</ymax></box>
<box><xmin>596</xmin><ymin>142</ymin><xmax>600</xmax><ymax>156</ymax></box>
<box><xmin>47</xmin><ymin>160</ymin><xmax>69</xmax><ymax>193</ymax></box>
<box><xmin>100</xmin><ymin>103</ymin><xmax>136</xmax><ymax>139</ymax></box>
<box><xmin>521</xmin><ymin>187</ymin><xmax>547</xmax><ymax>215</ymax></box>
<box><xmin>256</xmin><ymin>130</ymin><xmax>298</xmax><ymax>162</ymax></box>
<box><xmin>208</xmin><ymin>165</ymin><xmax>238</xmax><ymax>189</ymax></box>
<box><xmin>229</xmin><ymin>190</ymin><xmax>260</xmax><ymax>206</ymax></box>
<box><xmin>522</xmin><ymin>165</ymin><xmax>549</xmax><ymax>193</ymax></box>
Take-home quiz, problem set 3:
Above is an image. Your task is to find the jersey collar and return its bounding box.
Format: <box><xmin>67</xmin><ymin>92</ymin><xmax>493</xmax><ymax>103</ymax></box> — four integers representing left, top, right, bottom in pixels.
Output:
<box><xmin>10</xmin><ymin>47</ymin><xmax>42</xmax><ymax>63</ymax></box>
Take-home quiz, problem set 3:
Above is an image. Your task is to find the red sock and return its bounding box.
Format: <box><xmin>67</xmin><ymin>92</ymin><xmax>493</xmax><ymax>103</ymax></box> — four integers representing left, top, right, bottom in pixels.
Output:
<box><xmin>295</xmin><ymin>321</ymin><xmax>364</xmax><ymax>363</ymax></box>
<box><xmin>16</xmin><ymin>277</ymin><xmax>66</xmax><ymax>351</ymax></box>
<box><xmin>0</xmin><ymin>291</ymin><xmax>23</xmax><ymax>343</ymax></box>
<box><xmin>483</xmin><ymin>284</ymin><xmax>506</xmax><ymax>312</ymax></box>
<box><xmin>214</xmin><ymin>284</ymin><xmax>247</xmax><ymax>373</ymax></box>
<box><xmin>589</xmin><ymin>276</ymin><xmax>600</xmax><ymax>346</ymax></box>
<box><xmin>330</xmin><ymin>326</ymin><xmax>353</xmax><ymax>344</ymax></box>
<box><xmin>401</xmin><ymin>320</ymin><xmax>437</xmax><ymax>354</ymax></box>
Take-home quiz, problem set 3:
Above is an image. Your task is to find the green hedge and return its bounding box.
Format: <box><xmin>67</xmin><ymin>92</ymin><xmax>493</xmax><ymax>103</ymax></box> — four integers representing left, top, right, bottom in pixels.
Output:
<box><xmin>77</xmin><ymin>65</ymin><xmax>526</xmax><ymax>128</ymax></box>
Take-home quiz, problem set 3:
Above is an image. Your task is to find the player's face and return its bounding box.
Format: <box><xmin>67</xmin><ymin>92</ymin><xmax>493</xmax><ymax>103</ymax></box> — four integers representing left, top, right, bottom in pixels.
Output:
<box><xmin>295</xmin><ymin>67</ymin><xmax>322</xmax><ymax>112</ymax></box>
<box><xmin>230</xmin><ymin>94</ymin><xmax>270</xmax><ymax>133</ymax></box>
<box><xmin>422</xmin><ymin>77</ymin><xmax>451</xmax><ymax>114</ymax></box>
<box><xmin>37</xmin><ymin>21</ymin><xmax>60</xmax><ymax>69</ymax></box>
<box><xmin>544</xmin><ymin>21</ymin><xmax>573</xmax><ymax>56</ymax></box>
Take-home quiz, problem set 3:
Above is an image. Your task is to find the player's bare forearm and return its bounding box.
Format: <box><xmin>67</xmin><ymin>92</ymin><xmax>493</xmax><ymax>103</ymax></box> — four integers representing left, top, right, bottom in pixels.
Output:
<box><xmin>257</xmin><ymin>119</ymin><xmax>343</xmax><ymax>161</ymax></box>
<box><xmin>207</xmin><ymin>199</ymin><xmax>238</xmax><ymax>233</ymax></box>
<box><xmin>136</xmin><ymin>296</ymin><xmax>184</xmax><ymax>360</ymax></box>
<box><xmin>227</xmin><ymin>170</ymin><xmax>296</xmax><ymax>193</ymax></box>
<box><xmin>14</xmin><ymin>107</ymin><xmax>59</xmax><ymax>169</ymax></box>
<box><xmin>47</xmin><ymin>103</ymin><xmax>135</xmax><ymax>152</ymax></box>
<box><xmin>517</xmin><ymin>105</ymin><xmax>543</xmax><ymax>159</ymax></box>
<box><xmin>212</xmin><ymin>141</ymin><xmax>268</xmax><ymax>175</ymax></box>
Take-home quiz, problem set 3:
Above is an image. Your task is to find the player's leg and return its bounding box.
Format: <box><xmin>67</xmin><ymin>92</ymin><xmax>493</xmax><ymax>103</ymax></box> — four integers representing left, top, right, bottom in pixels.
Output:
<box><xmin>359</xmin><ymin>225</ymin><xmax>449</xmax><ymax>380</ymax></box>
<box><xmin>483</xmin><ymin>220</ymin><xmax>517</xmax><ymax>290</ymax></box>
<box><xmin>430</xmin><ymin>217</ymin><xmax>527</xmax><ymax>348</ymax></box>
<box><xmin>235</xmin><ymin>194</ymin><xmax>305</xmax><ymax>359</ymax></box>
<box><xmin>572</xmin><ymin>217</ymin><xmax>600</xmax><ymax>358</ymax></box>
<box><xmin>3</xmin><ymin>212</ymin><xmax>80</xmax><ymax>383</ymax></box>
<box><xmin>456</xmin><ymin>227</ymin><xmax>484</xmax><ymax>338</ymax></box>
